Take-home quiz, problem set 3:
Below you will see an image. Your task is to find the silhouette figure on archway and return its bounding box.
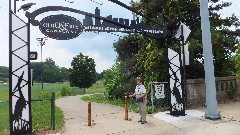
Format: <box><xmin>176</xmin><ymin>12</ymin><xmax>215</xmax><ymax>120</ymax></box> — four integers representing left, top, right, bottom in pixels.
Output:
<box><xmin>13</xmin><ymin>71</ymin><xmax>27</xmax><ymax>130</ymax></box>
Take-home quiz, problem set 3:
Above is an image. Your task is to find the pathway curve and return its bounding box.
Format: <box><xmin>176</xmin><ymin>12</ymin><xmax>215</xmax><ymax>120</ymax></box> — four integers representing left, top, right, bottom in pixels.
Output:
<box><xmin>55</xmin><ymin>95</ymin><xmax>240</xmax><ymax>135</ymax></box>
<box><xmin>55</xmin><ymin>95</ymin><xmax>187</xmax><ymax>135</ymax></box>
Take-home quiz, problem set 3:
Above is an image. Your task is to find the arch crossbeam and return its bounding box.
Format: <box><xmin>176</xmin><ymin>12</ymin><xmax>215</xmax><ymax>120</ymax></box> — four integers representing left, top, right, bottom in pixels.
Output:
<box><xmin>25</xmin><ymin>6</ymin><xmax>165</xmax><ymax>40</ymax></box>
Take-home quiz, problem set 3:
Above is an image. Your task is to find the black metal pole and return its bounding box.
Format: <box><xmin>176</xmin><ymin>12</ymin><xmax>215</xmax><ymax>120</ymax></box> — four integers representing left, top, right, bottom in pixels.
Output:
<box><xmin>9</xmin><ymin>0</ymin><xmax>13</xmax><ymax>134</ymax></box>
<box><xmin>14</xmin><ymin>0</ymin><xmax>16</xmax><ymax>13</ymax></box>
<box><xmin>180</xmin><ymin>25</ymin><xmax>187</xmax><ymax>107</ymax></box>
<box><xmin>27</xmin><ymin>17</ymin><xmax>33</xmax><ymax>133</ymax></box>
<box><xmin>41</xmin><ymin>44</ymin><xmax>43</xmax><ymax>90</ymax></box>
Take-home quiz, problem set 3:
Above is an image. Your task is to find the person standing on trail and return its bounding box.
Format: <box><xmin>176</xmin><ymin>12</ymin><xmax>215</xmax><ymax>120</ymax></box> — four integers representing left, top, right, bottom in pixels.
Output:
<box><xmin>129</xmin><ymin>77</ymin><xmax>147</xmax><ymax>124</ymax></box>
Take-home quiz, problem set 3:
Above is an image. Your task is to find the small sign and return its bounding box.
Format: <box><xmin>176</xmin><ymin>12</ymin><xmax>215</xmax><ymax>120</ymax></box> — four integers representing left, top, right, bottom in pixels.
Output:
<box><xmin>39</xmin><ymin>14</ymin><xmax>84</xmax><ymax>40</ymax></box>
<box><xmin>155</xmin><ymin>84</ymin><xmax>165</xmax><ymax>99</ymax></box>
<box><xmin>30</xmin><ymin>51</ymin><xmax>38</xmax><ymax>60</ymax></box>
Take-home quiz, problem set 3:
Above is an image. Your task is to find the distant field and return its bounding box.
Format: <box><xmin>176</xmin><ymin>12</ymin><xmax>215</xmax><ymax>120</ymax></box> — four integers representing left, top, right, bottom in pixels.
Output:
<box><xmin>0</xmin><ymin>81</ymin><xmax>105</xmax><ymax>101</ymax></box>
<box><xmin>86</xmin><ymin>81</ymin><xmax>105</xmax><ymax>94</ymax></box>
<box><xmin>0</xmin><ymin>83</ymin><xmax>71</xmax><ymax>101</ymax></box>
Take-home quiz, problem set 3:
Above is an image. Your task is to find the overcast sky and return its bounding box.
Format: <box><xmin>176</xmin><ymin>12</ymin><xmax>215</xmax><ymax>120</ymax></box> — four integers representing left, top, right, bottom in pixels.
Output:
<box><xmin>0</xmin><ymin>0</ymin><xmax>239</xmax><ymax>73</ymax></box>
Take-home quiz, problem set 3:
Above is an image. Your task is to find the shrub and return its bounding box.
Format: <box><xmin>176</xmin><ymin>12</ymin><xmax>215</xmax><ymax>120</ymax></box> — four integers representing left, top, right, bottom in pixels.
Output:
<box><xmin>60</xmin><ymin>86</ymin><xmax>71</xmax><ymax>96</ymax></box>
<box><xmin>38</xmin><ymin>91</ymin><xmax>52</xmax><ymax>99</ymax></box>
<box><xmin>225</xmin><ymin>85</ymin><xmax>237</xmax><ymax>99</ymax></box>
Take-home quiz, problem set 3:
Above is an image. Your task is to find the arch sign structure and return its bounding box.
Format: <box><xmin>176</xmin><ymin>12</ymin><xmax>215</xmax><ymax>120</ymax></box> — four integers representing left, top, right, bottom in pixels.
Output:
<box><xmin>8</xmin><ymin>0</ymin><xmax>185</xmax><ymax>134</ymax></box>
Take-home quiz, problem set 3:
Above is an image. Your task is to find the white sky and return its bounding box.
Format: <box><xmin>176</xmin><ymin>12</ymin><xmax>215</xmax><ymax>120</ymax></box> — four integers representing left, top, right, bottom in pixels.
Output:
<box><xmin>0</xmin><ymin>0</ymin><xmax>239</xmax><ymax>73</ymax></box>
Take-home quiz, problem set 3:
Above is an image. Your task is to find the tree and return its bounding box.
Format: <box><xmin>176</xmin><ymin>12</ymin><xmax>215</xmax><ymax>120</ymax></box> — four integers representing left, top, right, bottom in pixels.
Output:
<box><xmin>131</xmin><ymin>0</ymin><xmax>240</xmax><ymax>78</ymax></box>
<box><xmin>96</xmin><ymin>70</ymin><xmax>107</xmax><ymax>81</ymax></box>
<box><xmin>31</xmin><ymin>62</ymin><xmax>42</xmax><ymax>82</ymax></box>
<box><xmin>0</xmin><ymin>66</ymin><xmax>9</xmax><ymax>78</ymax></box>
<box><xmin>103</xmin><ymin>0</ymin><xmax>240</xmax><ymax>101</ymax></box>
<box><xmin>31</xmin><ymin>59</ymin><xmax>69</xmax><ymax>83</ymax></box>
<box><xmin>59</xmin><ymin>67</ymin><xmax>69</xmax><ymax>82</ymax></box>
<box><xmin>69</xmin><ymin>53</ymin><xmax>96</xmax><ymax>88</ymax></box>
<box><xmin>43</xmin><ymin>58</ymin><xmax>63</xmax><ymax>83</ymax></box>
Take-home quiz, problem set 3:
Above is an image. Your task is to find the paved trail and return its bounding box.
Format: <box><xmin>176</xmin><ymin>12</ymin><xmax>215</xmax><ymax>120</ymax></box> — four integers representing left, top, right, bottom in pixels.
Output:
<box><xmin>55</xmin><ymin>95</ymin><xmax>187</xmax><ymax>135</ymax></box>
<box><xmin>55</xmin><ymin>95</ymin><xmax>240</xmax><ymax>135</ymax></box>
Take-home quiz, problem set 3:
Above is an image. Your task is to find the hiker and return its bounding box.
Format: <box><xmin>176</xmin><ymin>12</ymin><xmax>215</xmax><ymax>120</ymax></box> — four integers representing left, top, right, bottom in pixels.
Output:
<box><xmin>129</xmin><ymin>77</ymin><xmax>147</xmax><ymax>124</ymax></box>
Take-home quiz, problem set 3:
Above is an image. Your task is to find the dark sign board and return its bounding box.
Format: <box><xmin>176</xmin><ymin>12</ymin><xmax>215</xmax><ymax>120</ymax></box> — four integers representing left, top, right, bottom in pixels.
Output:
<box><xmin>28</xmin><ymin>7</ymin><xmax>165</xmax><ymax>40</ymax></box>
<box><xmin>39</xmin><ymin>14</ymin><xmax>84</xmax><ymax>40</ymax></box>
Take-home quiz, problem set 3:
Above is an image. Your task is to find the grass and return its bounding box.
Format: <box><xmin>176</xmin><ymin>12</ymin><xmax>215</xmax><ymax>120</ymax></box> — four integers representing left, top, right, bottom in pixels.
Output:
<box><xmin>0</xmin><ymin>83</ymin><xmax>71</xmax><ymax>101</ymax></box>
<box><xmin>86</xmin><ymin>81</ymin><xmax>105</xmax><ymax>94</ymax></box>
<box><xmin>0</xmin><ymin>83</ymin><xmax>69</xmax><ymax>134</ymax></box>
<box><xmin>0</xmin><ymin>102</ymin><xmax>9</xmax><ymax>135</ymax></box>
<box><xmin>82</xmin><ymin>81</ymin><xmax>169</xmax><ymax>114</ymax></box>
<box><xmin>81</xmin><ymin>81</ymin><xmax>139</xmax><ymax>112</ymax></box>
<box><xmin>0</xmin><ymin>100</ymin><xmax>64</xmax><ymax>135</ymax></box>
<box><xmin>0</xmin><ymin>81</ymin><xmax>106</xmax><ymax>134</ymax></box>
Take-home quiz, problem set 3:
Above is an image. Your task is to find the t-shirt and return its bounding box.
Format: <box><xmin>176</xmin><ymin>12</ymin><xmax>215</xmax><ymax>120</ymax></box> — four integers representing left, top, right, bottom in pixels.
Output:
<box><xmin>135</xmin><ymin>84</ymin><xmax>146</xmax><ymax>95</ymax></box>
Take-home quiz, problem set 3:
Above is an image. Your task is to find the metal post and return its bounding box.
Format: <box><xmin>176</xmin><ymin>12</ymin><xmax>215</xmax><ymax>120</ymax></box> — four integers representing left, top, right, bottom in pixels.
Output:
<box><xmin>199</xmin><ymin>0</ymin><xmax>220</xmax><ymax>120</ymax></box>
<box><xmin>27</xmin><ymin>17</ymin><xmax>33</xmax><ymax>133</ymax></box>
<box><xmin>180</xmin><ymin>25</ymin><xmax>187</xmax><ymax>107</ymax></box>
<box><xmin>9</xmin><ymin>0</ymin><xmax>13</xmax><ymax>134</ymax></box>
<box><xmin>14</xmin><ymin>0</ymin><xmax>16</xmax><ymax>13</ymax></box>
<box><xmin>124</xmin><ymin>96</ymin><xmax>128</xmax><ymax>120</ymax></box>
<box><xmin>88</xmin><ymin>101</ymin><xmax>91</xmax><ymax>126</ymax></box>
<box><xmin>51</xmin><ymin>92</ymin><xmax>55</xmax><ymax>130</ymax></box>
<box><xmin>41</xmin><ymin>45</ymin><xmax>43</xmax><ymax>90</ymax></box>
<box><xmin>150</xmin><ymin>81</ymin><xmax>154</xmax><ymax>113</ymax></box>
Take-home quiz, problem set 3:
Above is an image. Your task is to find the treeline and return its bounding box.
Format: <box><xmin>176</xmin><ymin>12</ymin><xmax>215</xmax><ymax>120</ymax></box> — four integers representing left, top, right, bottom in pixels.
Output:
<box><xmin>103</xmin><ymin>0</ymin><xmax>240</xmax><ymax>100</ymax></box>
<box><xmin>0</xmin><ymin>57</ymin><xmax>105</xmax><ymax>84</ymax></box>
<box><xmin>31</xmin><ymin>58</ymin><xmax>69</xmax><ymax>83</ymax></box>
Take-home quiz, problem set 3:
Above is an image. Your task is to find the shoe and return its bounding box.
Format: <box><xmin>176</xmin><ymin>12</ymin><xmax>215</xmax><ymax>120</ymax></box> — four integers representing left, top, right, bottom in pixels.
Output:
<box><xmin>138</xmin><ymin>117</ymin><xmax>143</xmax><ymax>123</ymax></box>
<box><xmin>143</xmin><ymin>121</ymin><xmax>147</xmax><ymax>123</ymax></box>
<box><xmin>141</xmin><ymin>121</ymin><xmax>144</xmax><ymax>124</ymax></box>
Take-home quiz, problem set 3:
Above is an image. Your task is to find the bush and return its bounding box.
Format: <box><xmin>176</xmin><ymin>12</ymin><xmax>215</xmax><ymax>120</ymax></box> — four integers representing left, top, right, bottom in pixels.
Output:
<box><xmin>60</xmin><ymin>86</ymin><xmax>71</xmax><ymax>96</ymax></box>
<box><xmin>38</xmin><ymin>91</ymin><xmax>52</xmax><ymax>99</ymax></box>
<box><xmin>225</xmin><ymin>85</ymin><xmax>237</xmax><ymax>99</ymax></box>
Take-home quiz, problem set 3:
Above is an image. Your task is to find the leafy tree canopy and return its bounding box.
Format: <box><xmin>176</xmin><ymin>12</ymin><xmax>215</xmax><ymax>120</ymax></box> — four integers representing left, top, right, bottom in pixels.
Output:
<box><xmin>69</xmin><ymin>53</ymin><xmax>96</xmax><ymax>88</ymax></box>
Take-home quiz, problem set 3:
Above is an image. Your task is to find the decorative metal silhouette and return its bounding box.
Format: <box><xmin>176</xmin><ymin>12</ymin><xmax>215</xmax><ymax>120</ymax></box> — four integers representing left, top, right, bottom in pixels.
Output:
<box><xmin>170</xmin><ymin>67</ymin><xmax>184</xmax><ymax>112</ymax></box>
<box><xmin>17</xmin><ymin>3</ymin><xmax>36</xmax><ymax>12</ymax></box>
<box><xmin>168</xmin><ymin>48</ymin><xmax>185</xmax><ymax>116</ymax></box>
<box><xmin>12</xmin><ymin>71</ymin><xmax>29</xmax><ymax>133</ymax></box>
<box><xmin>9</xmin><ymin>6</ymin><xmax>32</xmax><ymax>134</ymax></box>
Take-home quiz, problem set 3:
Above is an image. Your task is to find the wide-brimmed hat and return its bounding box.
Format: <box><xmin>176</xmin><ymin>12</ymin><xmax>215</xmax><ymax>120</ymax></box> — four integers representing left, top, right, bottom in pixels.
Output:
<box><xmin>136</xmin><ymin>77</ymin><xmax>142</xmax><ymax>80</ymax></box>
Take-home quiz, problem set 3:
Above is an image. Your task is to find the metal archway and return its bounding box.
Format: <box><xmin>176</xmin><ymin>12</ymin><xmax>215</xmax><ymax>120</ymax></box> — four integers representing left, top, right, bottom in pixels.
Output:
<box><xmin>9</xmin><ymin>1</ymin><xmax>186</xmax><ymax>134</ymax></box>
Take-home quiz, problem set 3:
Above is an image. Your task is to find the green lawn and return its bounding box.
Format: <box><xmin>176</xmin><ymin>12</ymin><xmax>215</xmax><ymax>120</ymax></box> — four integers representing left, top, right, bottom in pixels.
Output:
<box><xmin>0</xmin><ymin>83</ymin><xmax>68</xmax><ymax>134</ymax></box>
<box><xmin>86</xmin><ymin>81</ymin><xmax>105</xmax><ymax>94</ymax></box>
<box><xmin>0</xmin><ymin>81</ymin><xmax>103</xmax><ymax>134</ymax></box>
<box><xmin>0</xmin><ymin>83</ymin><xmax>71</xmax><ymax>101</ymax></box>
<box><xmin>0</xmin><ymin>100</ymin><xmax>64</xmax><ymax>135</ymax></box>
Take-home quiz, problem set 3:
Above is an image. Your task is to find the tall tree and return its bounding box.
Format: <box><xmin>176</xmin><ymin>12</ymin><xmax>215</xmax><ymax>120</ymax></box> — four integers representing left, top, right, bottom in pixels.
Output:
<box><xmin>0</xmin><ymin>66</ymin><xmax>9</xmax><ymax>78</ymax></box>
<box><xmin>31</xmin><ymin>62</ymin><xmax>42</xmax><ymax>82</ymax></box>
<box><xmin>131</xmin><ymin>0</ymin><xmax>240</xmax><ymax>78</ymax></box>
<box><xmin>69</xmin><ymin>53</ymin><xmax>96</xmax><ymax>88</ymax></box>
<box><xmin>43</xmin><ymin>58</ymin><xmax>63</xmax><ymax>83</ymax></box>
